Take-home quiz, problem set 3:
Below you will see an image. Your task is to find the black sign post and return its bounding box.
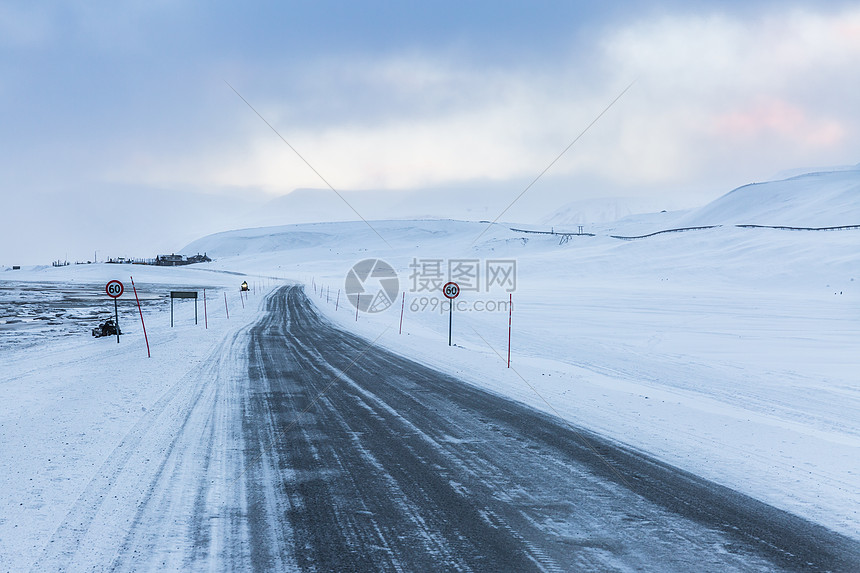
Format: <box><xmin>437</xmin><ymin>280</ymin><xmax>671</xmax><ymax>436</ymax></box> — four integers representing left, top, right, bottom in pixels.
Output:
<box><xmin>443</xmin><ymin>282</ymin><xmax>460</xmax><ymax>347</ymax></box>
<box><xmin>106</xmin><ymin>280</ymin><xmax>124</xmax><ymax>343</ymax></box>
<box><xmin>170</xmin><ymin>291</ymin><xmax>198</xmax><ymax>327</ymax></box>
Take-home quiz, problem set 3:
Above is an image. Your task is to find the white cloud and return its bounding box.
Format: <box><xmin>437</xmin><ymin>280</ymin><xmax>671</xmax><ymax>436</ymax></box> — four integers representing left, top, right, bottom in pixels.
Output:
<box><xmin>104</xmin><ymin>6</ymin><xmax>860</xmax><ymax>205</ymax></box>
<box><xmin>599</xmin><ymin>8</ymin><xmax>860</xmax><ymax>183</ymax></box>
<box><xmin>107</xmin><ymin>59</ymin><xmax>601</xmax><ymax>193</ymax></box>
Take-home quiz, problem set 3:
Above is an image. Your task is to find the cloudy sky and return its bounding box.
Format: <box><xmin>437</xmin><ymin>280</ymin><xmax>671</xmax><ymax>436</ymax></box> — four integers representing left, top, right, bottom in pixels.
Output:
<box><xmin>1</xmin><ymin>1</ymin><xmax>858</xmax><ymax>264</ymax></box>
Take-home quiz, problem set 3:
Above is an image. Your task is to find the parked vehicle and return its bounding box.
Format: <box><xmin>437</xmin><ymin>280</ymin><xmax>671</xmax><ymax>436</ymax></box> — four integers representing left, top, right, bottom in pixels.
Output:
<box><xmin>92</xmin><ymin>318</ymin><xmax>121</xmax><ymax>338</ymax></box>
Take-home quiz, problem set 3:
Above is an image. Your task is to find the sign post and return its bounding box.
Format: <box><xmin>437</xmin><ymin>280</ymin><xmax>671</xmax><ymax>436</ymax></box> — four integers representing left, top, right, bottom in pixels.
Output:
<box><xmin>170</xmin><ymin>291</ymin><xmax>198</xmax><ymax>327</ymax></box>
<box><xmin>507</xmin><ymin>293</ymin><xmax>512</xmax><ymax>368</ymax></box>
<box><xmin>106</xmin><ymin>280</ymin><xmax>124</xmax><ymax>344</ymax></box>
<box><xmin>443</xmin><ymin>281</ymin><xmax>460</xmax><ymax>346</ymax></box>
<box><xmin>130</xmin><ymin>276</ymin><xmax>150</xmax><ymax>357</ymax></box>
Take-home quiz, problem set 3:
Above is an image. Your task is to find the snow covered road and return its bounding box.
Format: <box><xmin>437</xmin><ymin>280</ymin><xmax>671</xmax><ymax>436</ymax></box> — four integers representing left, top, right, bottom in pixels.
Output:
<box><xmin>11</xmin><ymin>285</ymin><xmax>860</xmax><ymax>571</ymax></box>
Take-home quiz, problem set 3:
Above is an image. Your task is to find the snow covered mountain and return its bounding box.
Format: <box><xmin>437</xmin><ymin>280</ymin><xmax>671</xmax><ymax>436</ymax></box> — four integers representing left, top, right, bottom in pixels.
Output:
<box><xmin>595</xmin><ymin>165</ymin><xmax>860</xmax><ymax>237</ymax></box>
<box><xmin>678</xmin><ymin>166</ymin><xmax>860</xmax><ymax>228</ymax></box>
<box><xmin>539</xmin><ymin>197</ymin><xmax>666</xmax><ymax>230</ymax></box>
<box><xmin>240</xmin><ymin>185</ymin><xmax>549</xmax><ymax>229</ymax></box>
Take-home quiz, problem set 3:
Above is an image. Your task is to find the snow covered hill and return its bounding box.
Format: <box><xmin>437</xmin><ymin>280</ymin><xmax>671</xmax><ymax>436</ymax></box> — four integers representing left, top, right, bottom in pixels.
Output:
<box><xmin>540</xmin><ymin>197</ymin><xmax>666</xmax><ymax>230</ymax></box>
<box><xmin>192</xmin><ymin>164</ymin><xmax>860</xmax><ymax>254</ymax></box>
<box><xmin>181</xmin><ymin>219</ymin><xmax>514</xmax><ymax>259</ymax></box>
<box><xmin>678</xmin><ymin>166</ymin><xmax>860</xmax><ymax>228</ymax></box>
<box><xmin>239</xmin><ymin>185</ymin><xmax>555</xmax><ymax>229</ymax></box>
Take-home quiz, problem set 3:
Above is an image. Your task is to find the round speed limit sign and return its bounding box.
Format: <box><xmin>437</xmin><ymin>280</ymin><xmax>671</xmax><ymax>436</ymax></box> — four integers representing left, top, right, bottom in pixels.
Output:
<box><xmin>106</xmin><ymin>280</ymin><xmax>124</xmax><ymax>298</ymax></box>
<box><xmin>442</xmin><ymin>281</ymin><xmax>460</xmax><ymax>299</ymax></box>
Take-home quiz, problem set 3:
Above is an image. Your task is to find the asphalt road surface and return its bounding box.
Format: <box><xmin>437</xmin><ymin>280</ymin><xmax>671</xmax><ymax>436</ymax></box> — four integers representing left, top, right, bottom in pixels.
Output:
<box><xmin>37</xmin><ymin>285</ymin><xmax>860</xmax><ymax>571</ymax></box>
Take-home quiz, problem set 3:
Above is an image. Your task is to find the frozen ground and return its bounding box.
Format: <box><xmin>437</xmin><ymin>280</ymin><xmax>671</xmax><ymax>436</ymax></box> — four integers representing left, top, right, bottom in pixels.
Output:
<box><xmin>0</xmin><ymin>168</ymin><xmax>858</xmax><ymax>568</ymax></box>
<box><xmin>257</xmin><ymin>221</ymin><xmax>860</xmax><ymax>544</ymax></box>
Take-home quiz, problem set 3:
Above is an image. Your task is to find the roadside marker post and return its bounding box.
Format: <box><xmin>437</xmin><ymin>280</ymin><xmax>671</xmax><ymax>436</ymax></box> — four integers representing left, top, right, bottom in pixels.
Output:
<box><xmin>443</xmin><ymin>282</ymin><xmax>460</xmax><ymax>346</ymax></box>
<box><xmin>336</xmin><ymin>289</ymin><xmax>340</xmax><ymax>311</ymax></box>
<box><xmin>204</xmin><ymin>289</ymin><xmax>208</xmax><ymax>329</ymax></box>
<box><xmin>355</xmin><ymin>294</ymin><xmax>360</xmax><ymax>321</ymax></box>
<box><xmin>105</xmin><ymin>280</ymin><xmax>124</xmax><ymax>344</ymax></box>
<box><xmin>224</xmin><ymin>292</ymin><xmax>230</xmax><ymax>319</ymax></box>
<box><xmin>507</xmin><ymin>293</ymin><xmax>512</xmax><ymax>368</ymax></box>
<box><xmin>130</xmin><ymin>276</ymin><xmax>150</xmax><ymax>358</ymax></box>
<box><xmin>399</xmin><ymin>292</ymin><xmax>405</xmax><ymax>334</ymax></box>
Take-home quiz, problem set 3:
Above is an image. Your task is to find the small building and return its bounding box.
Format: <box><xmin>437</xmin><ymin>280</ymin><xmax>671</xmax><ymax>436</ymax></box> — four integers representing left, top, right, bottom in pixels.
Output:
<box><xmin>155</xmin><ymin>254</ymin><xmax>185</xmax><ymax>266</ymax></box>
<box><xmin>154</xmin><ymin>253</ymin><xmax>212</xmax><ymax>266</ymax></box>
<box><xmin>186</xmin><ymin>253</ymin><xmax>212</xmax><ymax>264</ymax></box>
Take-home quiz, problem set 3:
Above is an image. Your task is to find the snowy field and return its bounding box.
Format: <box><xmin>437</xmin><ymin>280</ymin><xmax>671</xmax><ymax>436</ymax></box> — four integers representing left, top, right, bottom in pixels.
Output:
<box><xmin>1</xmin><ymin>169</ymin><xmax>858</xmax><ymax>568</ymax></box>
<box><xmin>238</xmin><ymin>222</ymin><xmax>859</xmax><ymax>542</ymax></box>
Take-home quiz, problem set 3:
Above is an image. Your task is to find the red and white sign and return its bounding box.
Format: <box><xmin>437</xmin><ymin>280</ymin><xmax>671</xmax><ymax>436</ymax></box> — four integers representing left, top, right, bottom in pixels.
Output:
<box><xmin>442</xmin><ymin>281</ymin><xmax>460</xmax><ymax>299</ymax></box>
<box><xmin>106</xmin><ymin>280</ymin><xmax>124</xmax><ymax>298</ymax></box>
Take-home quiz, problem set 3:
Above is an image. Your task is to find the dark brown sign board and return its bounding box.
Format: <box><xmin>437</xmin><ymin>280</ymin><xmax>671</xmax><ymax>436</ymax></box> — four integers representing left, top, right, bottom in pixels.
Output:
<box><xmin>171</xmin><ymin>291</ymin><xmax>198</xmax><ymax>299</ymax></box>
<box><xmin>170</xmin><ymin>291</ymin><xmax>198</xmax><ymax>326</ymax></box>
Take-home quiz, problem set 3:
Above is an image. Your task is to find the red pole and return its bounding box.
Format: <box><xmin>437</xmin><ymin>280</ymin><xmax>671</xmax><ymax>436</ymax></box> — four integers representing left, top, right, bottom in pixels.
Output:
<box><xmin>399</xmin><ymin>292</ymin><xmax>405</xmax><ymax>334</ymax></box>
<box><xmin>507</xmin><ymin>293</ymin><xmax>512</xmax><ymax>368</ymax></box>
<box><xmin>224</xmin><ymin>292</ymin><xmax>229</xmax><ymax>319</ymax></box>
<box><xmin>355</xmin><ymin>294</ymin><xmax>359</xmax><ymax>321</ymax></box>
<box><xmin>130</xmin><ymin>276</ymin><xmax>151</xmax><ymax>358</ymax></box>
<box><xmin>203</xmin><ymin>288</ymin><xmax>208</xmax><ymax>329</ymax></box>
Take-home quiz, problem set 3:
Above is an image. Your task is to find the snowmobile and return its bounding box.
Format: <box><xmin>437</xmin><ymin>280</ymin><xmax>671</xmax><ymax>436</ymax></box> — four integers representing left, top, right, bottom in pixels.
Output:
<box><xmin>92</xmin><ymin>318</ymin><xmax>121</xmax><ymax>338</ymax></box>
<box><xmin>241</xmin><ymin>281</ymin><xmax>249</xmax><ymax>292</ymax></box>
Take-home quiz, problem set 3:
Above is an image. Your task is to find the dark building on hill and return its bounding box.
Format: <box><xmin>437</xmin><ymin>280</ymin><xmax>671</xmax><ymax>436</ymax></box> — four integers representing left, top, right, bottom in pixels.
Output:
<box><xmin>186</xmin><ymin>253</ymin><xmax>212</xmax><ymax>264</ymax></box>
<box><xmin>155</xmin><ymin>254</ymin><xmax>185</xmax><ymax>266</ymax></box>
<box><xmin>155</xmin><ymin>253</ymin><xmax>212</xmax><ymax>266</ymax></box>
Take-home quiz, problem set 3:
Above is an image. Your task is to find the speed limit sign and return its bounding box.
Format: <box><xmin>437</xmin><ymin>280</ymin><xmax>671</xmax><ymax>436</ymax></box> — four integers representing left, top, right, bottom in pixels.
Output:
<box><xmin>104</xmin><ymin>280</ymin><xmax>124</xmax><ymax>344</ymax></box>
<box><xmin>443</xmin><ymin>281</ymin><xmax>460</xmax><ymax>299</ymax></box>
<box><xmin>106</xmin><ymin>280</ymin><xmax>124</xmax><ymax>298</ymax></box>
<box><xmin>442</xmin><ymin>281</ymin><xmax>459</xmax><ymax>346</ymax></box>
